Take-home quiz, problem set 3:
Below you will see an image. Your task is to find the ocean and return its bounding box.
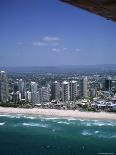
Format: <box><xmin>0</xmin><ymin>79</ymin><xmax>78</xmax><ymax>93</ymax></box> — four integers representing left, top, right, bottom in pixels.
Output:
<box><xmin>0</xmin><ymin>114</ymin><xmax>116</xmax><ymax>155</ymax></box>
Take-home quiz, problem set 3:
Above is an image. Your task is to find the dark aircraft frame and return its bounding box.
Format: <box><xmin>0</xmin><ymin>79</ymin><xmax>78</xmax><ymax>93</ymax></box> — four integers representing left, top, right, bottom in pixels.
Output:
<box><xmin>60</xmin><ymin>0</ymin><xmax>116</xmax><ymax>22</ymax></box>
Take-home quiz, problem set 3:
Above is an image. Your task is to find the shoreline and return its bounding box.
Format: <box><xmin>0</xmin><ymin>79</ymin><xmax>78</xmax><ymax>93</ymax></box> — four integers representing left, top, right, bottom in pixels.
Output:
<box><xmin>0</xmin><ymin>107</ymin><xmax>116</xmax><ymax>121</ymax></box>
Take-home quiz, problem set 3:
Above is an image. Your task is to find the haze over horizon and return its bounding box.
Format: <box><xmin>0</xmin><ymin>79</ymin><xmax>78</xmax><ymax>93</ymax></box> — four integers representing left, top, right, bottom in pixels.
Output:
<box><xmin>1</xmin><ymin>0</ymin><xmax>116</xmax><ymax>67</ymax></box>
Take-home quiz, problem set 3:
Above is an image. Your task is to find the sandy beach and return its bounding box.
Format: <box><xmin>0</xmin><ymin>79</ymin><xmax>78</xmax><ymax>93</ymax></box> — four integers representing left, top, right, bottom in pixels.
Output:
<box><xmin>0</xmin><ymin>106</ymin><xmax>116</xmax><ymax>120</ymax></box>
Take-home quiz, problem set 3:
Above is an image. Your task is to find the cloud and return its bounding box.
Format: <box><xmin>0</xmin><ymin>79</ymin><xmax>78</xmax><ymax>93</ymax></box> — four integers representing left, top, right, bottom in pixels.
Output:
<box><xmin>75</xmin><ymin>48</ymin><xmax>81</xmax><ymax>52</ymax></box>
<box><xmin>52</xmin><ymin>48</ymin><xmax>60</xmax><ymax>52</ymax></box>
<box><xmin>62</xmin><ymin>48</ymin><xmax>67</xmax><ymax>51</ymax></box>
<box><xmin>32</xmin><ymin>41</ymin><xmax>47</xmax><ymax>47</ymax></box>
<box><xmin>33</xmin><ymin>36</ymin><xmax>60</xmax><ymax>47</ymax></box>
<box><xmin>51</xmin><ymin>47</ymin><xmax>67</xmax><ymax>52</ymax></box>
<box><xmin>16</xmin><ymin>42</ymin><xmax>24</xmax><ymax>45</ymax></box>
<box><xmin>43</xmin><ymin>36</ymin><xmax>60</xmax><ymax>42</ymax></box>
<box><xmin>51</xmin><ymin>47</ymin><xmax>82</xmax><ymax>53</ymax></box>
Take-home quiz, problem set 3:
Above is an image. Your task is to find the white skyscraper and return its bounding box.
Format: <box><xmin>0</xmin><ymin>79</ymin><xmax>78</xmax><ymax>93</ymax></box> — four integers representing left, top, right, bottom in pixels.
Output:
<box><xmin>70</xmin><ymin>81</ymin><xmax>77</xmax><ymax>101</ymax></box>
<box><xmin>30</xmin><ymin>82</ymin><xmax>38</xmax><ymax>92</ymax></box>
<box><xmin>30</xmin><ymin>82</ymin><xmax>38</xmax><ymax>105</ymax></box>
<box><xmin>25</xmin><ymin>91</ymin><xmax>32</xmax><ymax>102</ymax></box>
<box><xmin>62</xmin><ymin>81</ymin><xmax>70</xmax><ymax>102</ymax></box>
<box><xmin>18</xmin><ymin>79</ymin><xmax>25</xmax><ymax>99</ymax></box>
<box><xmin>0</xmin><ymin>71</ymin><xmax>9</xmax><ymax>103</ymax></box>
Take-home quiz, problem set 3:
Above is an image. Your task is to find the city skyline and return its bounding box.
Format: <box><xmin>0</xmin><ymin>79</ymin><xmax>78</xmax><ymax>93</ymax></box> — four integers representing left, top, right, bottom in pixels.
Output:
<box><xmin>1</xmin><ymin>0</ymin><xmax>116</xmax><ymax>67</ymax></box>
<box><xmin>0</xmin><ymin>69</ymin><xmax>116</xmax><ymax>107</ymax></box>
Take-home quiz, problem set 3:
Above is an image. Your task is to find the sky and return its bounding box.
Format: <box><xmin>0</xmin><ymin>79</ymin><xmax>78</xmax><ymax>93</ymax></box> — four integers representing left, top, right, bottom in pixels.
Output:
<box><xmin>0</xmin><ymin>0</ymin><xmax>116</xmax><ymax>67</ymax></box>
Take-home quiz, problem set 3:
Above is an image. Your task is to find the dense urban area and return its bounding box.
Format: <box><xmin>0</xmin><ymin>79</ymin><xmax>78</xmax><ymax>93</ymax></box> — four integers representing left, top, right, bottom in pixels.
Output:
<box><xmin>0</xmin><ymin>69</ymin><xmax>116</xmax><ymax>112</ymax></box>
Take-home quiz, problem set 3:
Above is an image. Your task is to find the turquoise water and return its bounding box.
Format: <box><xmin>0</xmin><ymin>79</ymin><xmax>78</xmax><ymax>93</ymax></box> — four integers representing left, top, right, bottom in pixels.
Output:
<box><xmin>0</xmin><ymin>114</ymin><xmax>116</xmax><ymax>155</ymax></box>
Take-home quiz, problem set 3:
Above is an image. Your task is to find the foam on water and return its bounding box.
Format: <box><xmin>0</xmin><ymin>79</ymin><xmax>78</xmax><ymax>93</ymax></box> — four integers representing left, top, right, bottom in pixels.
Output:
<box><xmin>94</xmin><ymin>130</ymin><xmax>99</xmax><ymax>134</ymax></box>
<box><xmin>52</xmin><ymin>129</ymin><xmax>56</xmax><ymax>132</ymax></box>
<box><xmin>81</xmin><ymin>129</ymin><xmax>101</xmax><ymax>136</ymax></box>
<box><xmin>79</xmin><ymin>119</ymin><xmax>86</xmax><ymax>122</ymax></box>
<box><xmin>22</xmin><ymin>123</ymin><xmax>48</xmax><ymax>128</ymax></box>
<box><xmin>93</xmin><ymin>121</ymin><xmax>116</xmax><ymax>126</ymax></box>
<box><xmin>79</xmin><ymin>120</ymin><xmax>116</xmax><ymax>127</ymax></box>
<box><xmin>42</xmin><ymin>117</ymin><xmax>60</xmax><ymax>120</ymax></box>
<box><xmin>98</xmin><ymin>134</ymin><xmax>116</xmax><ymax>139</ymax></box>
<box><xmin>57</xmin><ymin>121</ymin><xmax>70</xmax><ymax>125</ymax></box>
<box><xmin>67</xmin><ymin>118</ymin><xmax>77</xmax><ymax>121</ymax></box>
<box><xmin>0</xmin><ymin>114</ymin><xmax>21</xmax><ymax>119</ymax></box>
<box><xmin>81</xmin><ymin>131</ymin><xmax>92</xmax><ymax>136</ymax></box>
<box><xmin>23</xmin><ymin>116</ymin><xmax>37</xmax><ymax>120</ymax></box>
<box><xmin>81</xmin><ymin>129</ymin><xmax>116</xmax><ymax>139</ymax></box>
<box><xmin>0</xmin><ymin>122</ymin><xmax>6</xmax><ymax>126</ymax></box>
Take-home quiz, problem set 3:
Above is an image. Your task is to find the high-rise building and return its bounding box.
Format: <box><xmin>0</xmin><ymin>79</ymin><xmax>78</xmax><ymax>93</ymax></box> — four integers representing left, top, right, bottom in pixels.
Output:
<box><xmin>89</xmin><ymin>88</ymin><xmax>96</xmax><ymax>98</ymax></box>
<box><xmin>18</xmin><ymin>79</ymin><xmax>26</xmax><ymax>99</ymax></box>
<box><xmin>51</xmin><ymin>81</ymin><xmax>60</xmax><ymax>101</ymax></box>
<box><xmin>105</xmin><ymin>77</ymin><xmax>112</xmax><ymax>91</ymax></box>
<box><xmin>39</xmin><ymin>86</ymin><xmax>50</xmax><ymax>103</ymax></box>
<box><xmin>79</xmin><ymin>79</ymin><xmax>83</xmax><ymax>97</ymax></box>
<box><xmin>25</xmin><ymin>91</ymin><xmax>31</xmax><ymax>103</ymax></box>
<box><xmin>30</xmin><ymin>82</ymin><xmax>38</xmax><ymax>105</ymax></box>
<box><xmin>13</xmin><ymin>81</ymin><xmax>19</xmax><ymax>93</ymax></box>
<box><xmin>79</xmin><ymin>77</ymin><xmax>88</xmax><ymax>98</ymax></box>
<box><xmin>13</xmin><ymin>91</ymin><xmax>21</xmax><ymax>103</ymax></box>
<box><xmin>70</xmin><ymin>81</ymin><xmax>77</xmax><ymax>101</ymax></box>
<box><xmin>0</xmin><ymin>71</ymin><xmax>9</xmax><ymax>103</ymax></box>
<box><xmin>31</xmin><ymin>91</ymin><xmax>39</xmax><ymax>105</ymax></box>
<box><xmin>62</xmin><ymin>81</ymin><xmax>70</xmax><ymax>102</ymax></box>
<box><xmin>83</xmin><ymin>77</ymin><xmax>88</xmax><ymax>98</ymax></box>
<box><xmin>30</xmin><ymin>82</ymin><xmax>38</xmax><ymax>92</ymax></box>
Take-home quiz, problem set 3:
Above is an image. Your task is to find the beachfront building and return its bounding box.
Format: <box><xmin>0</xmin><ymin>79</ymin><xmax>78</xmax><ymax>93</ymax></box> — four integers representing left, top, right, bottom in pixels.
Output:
<box><xmin>31</xmin><ymin>91</ymin><xmax>40</xmax><ymax>105</ymax></box>
<box><xmin>18</xmin><ymin>79</ymin><xmax>26</xmax><ymax>99</ymax></box>
<box><xmin>30</xmin><ymin>82</ymin><xmax>38</xmax><ymax>105</ymax></box>
<box><xmin>30</xmin><ymin>82</ymin><xmax>38</xmax><ymax>92</ymax></box>
<box><xmin>0</xmin><ymin>71</ymin><xmax>9</xmax><ymax>103</ymax></box>
<box><xmin>83</xmin><ymin>77</ymin><xmax>88</xmax><ymax>98</ymax></box>
<box><xmin>39</xmin><ymin>86</ymin><xmax>51</xmax><ymax>103</ymax></box>
<box><xmin>70</xmin><ymin>80</ymin><xmax>77</xmax><ymax>101</ymax></box>
<box><xmin>13</xmin><ymin>91</ymin><xmax>21</xmax><ymax>103</ymax></box>
<box><xmin>79</xmin><ymin>77</ymin><xmax>88</xmax><ymax>98</ymax></box>
<box><xmin>51</xmin><ymin>81</ymin><xmax>61</xmax><ymax>101</ymax></box>
<box><xmin>25</xmin><ymin>91</ymin><xmax>31</xmax><ymax>103</ymax></box>
<box><xmin>62</xmin><ymin>81</ymin><xmax>70</xmax><ymax>102</ymax></box>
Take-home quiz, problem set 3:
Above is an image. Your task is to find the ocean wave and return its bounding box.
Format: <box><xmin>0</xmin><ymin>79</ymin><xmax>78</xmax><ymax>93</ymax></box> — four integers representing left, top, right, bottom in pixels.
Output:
<box><xmin>42</xmin><ymin>117</ymin><xmax>60</xmax><ymax>120</ymax></box>
<box><xmin>0</xmin><ymin>122</ymin><xmax>6</xmax><ymax>126</ymax></box>
<box><xmin>79</xmin><ymin>119</ymin><xmax>86</xmax><ymax>122</ymax></box>
<box><xmin>67</xmin><ymin>118</ymin><xmax>77</xmax><ymax>121</ymax></box>
<box><xmin>93</xmin><ymin>121</ymin><xmax>116</xmax><ymax>127</ymax></box>
<box><xmin>81</xmin><ymin>130</ymin><xmax>100</xmax><ymax>136</ymax></box>
<box><xmin>81</xmin><ymin>129</ymin><xmax>116</xmax><ymax>139</ymax></box>
<box><xmin>80</xmin><ymin>120</ymin><xmax>116</xmax><ymax>127</ymax></box>
<box><xmin>22</xmin><ymin>123</ymin><xmax>48</xmax><ymax>128</ymax></box>
<box><xmin>94</xmin><ymin>130</ymin><xmax>99</xmax><ymax>134</ymax></box>
<box><xmin>0</xmin><ymin>114</ymin><xmax>39</xmax><ymax>120</ymax></box>
<box><xmin>99</xmin><ymin>134</ymin><xmax>116</xmax><ymax>139</ymax></box>
<box><xmin>23</xmin><ymin>116</ymin><xmax>37</xmax><ymax>120</ymax></box>
<box><xmin>0</xmin><ymin>114</ymin><xmax>21</xmax><ymax>119</ymax></box>
<box><xmin>81</xmin><ymin>131</ymin><xmax>92</xmax><ymax>136</ymax></box>
<box><xmin>57</xmin><ymin>121</ymin><xmax>70</xmax><ymax>125</ymax></box>
<box><xmin>52</xmin><ymin>129</ymin><xmax>56</xmax><ymax>132</ymax></box>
